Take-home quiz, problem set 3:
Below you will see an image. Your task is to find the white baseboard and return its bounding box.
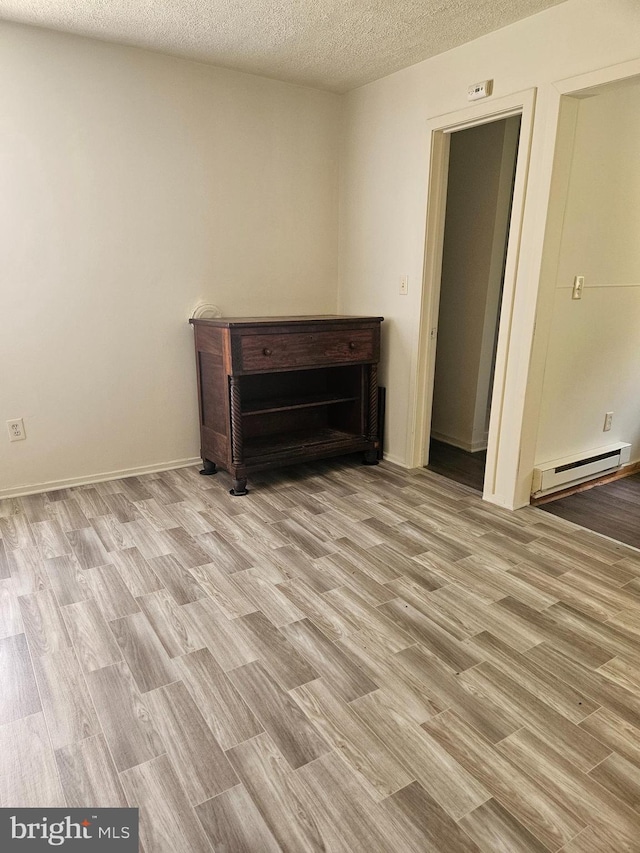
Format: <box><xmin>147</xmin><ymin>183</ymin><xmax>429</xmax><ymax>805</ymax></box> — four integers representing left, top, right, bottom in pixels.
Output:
<box><xmin>431</xmin><ymin>431</ymin><xmax>487</xmax><ymax>453</ymax></box>
<box><xmin>0</xmin><ymin>457</ymin><xmax>201</xmax><ymax>500</ymax></box>
<box><xmin>381</xmin><ymin>452</ymin><xmax>410</xmax><ymax>468</ymax></box>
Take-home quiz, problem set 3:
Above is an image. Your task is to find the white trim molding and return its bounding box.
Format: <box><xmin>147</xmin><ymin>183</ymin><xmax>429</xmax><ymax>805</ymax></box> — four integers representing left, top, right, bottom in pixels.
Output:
<box><xmin>410</xmin><ymin>88</ymin><xmax>537</xmax><ymax>510</ymax></box>
<box><xmin>516</xmin><ymin>57</ymin><xmax>640</xmax><ymax>509</ymax></box>
<box><xmin>0</xmin><ymin>457</ymin><xmax>201</xmax><ymax>500</ymax></box>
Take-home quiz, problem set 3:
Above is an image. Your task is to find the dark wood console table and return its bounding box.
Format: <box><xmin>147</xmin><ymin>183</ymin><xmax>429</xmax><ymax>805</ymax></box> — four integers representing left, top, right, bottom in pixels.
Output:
<box><xmin>189</xmin><ymin>315</ymin><xmax>383</xmax><ymax>495</ymax></box>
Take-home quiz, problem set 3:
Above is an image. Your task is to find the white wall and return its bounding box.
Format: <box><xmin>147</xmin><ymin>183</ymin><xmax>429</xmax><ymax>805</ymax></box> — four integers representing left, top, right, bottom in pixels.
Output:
<box><xmin>431</xmin><ymin>117</ymin><xmax>518</xmax><ymax>452</ymax></box>
<box><xmin>338</xmin><ymin>0</ymin><xmax>640</xmax><ymax>497</ymax></box>
<box><xmin>0</xmin><ymin>22</ymin><xmax>340</xmax><ymax>496</ymax></box>
<box><xmin>534</xmin><ymin>81</ymin><xmax>640</xmax><ymax>465</ymax></box>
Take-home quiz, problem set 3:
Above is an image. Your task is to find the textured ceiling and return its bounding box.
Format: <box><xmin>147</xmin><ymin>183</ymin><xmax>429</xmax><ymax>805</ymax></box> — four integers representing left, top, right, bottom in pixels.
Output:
<box><xmin>0</xmin><ymin>0</ymin><xmax>567</xmax><ymax>92</ymax></box>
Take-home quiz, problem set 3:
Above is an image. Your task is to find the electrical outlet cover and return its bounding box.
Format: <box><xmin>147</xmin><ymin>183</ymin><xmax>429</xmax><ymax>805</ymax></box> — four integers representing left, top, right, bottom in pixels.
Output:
<box><xmin>7</xmin><ymin>418</ymin><xmax>26</xmax><ymax>441</ymax></box>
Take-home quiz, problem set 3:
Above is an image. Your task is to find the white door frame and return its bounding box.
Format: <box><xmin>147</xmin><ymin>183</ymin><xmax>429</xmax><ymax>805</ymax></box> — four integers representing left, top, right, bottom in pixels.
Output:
<box><xmin>514</xmin><ymin>57</ymin><xmax>640</xmax><ymax>509</ymax></box>
<box><xmin>409</xmin><ymin>89</ymin><xmax>536</xmax><ymax>506</ymax></box>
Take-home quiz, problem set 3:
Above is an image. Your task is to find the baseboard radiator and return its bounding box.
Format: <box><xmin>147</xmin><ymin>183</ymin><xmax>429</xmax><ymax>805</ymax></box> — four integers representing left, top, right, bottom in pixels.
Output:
<box><xmin>532</xmin><ymin>442</ymin><xmax>631</xmax><ymax>497</ymax></box>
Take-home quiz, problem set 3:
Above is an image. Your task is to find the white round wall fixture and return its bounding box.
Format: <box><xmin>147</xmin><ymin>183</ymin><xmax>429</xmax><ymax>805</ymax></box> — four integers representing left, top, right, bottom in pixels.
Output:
<box><xmin>191</xmin><ymin>302</ymin><xmax>223</xmax><ymax>319</ymax></box>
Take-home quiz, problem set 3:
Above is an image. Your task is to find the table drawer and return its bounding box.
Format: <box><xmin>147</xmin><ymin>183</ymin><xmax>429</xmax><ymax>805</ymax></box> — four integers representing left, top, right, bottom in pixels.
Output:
<box><xmin>238</xmin><ymin>328</ymin><xmax>377</xmax><ymax>371</ymax></box>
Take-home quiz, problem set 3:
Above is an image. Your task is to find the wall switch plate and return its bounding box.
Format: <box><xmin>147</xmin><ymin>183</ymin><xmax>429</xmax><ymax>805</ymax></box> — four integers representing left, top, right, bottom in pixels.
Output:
<box><xmin>572</xmin><ymin>275</ymin><xmax>584</xmax><ymax>300</ymax></box>
<box><xmin>399</xmin><ymin>275</ymin><xmax>409</xmax><ymax>295</ymax></box>
<box><xmin>603</xmin><ymin>411</ymin><xmax>613</xmax><ymax>432</ymax></box>
<box><xmin>7</xmin><ymin>418</ymin><xmax>26</xmax><ymax>441</ymax></box>
<box><xmin>467</xmin><ymin>80</ymin><xmax>493</xmax><ymax>101</ymax></box>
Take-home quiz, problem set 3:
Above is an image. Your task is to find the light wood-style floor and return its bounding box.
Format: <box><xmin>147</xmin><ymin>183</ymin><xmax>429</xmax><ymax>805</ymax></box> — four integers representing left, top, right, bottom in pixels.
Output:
<box><xmin>2</xmin><ymin>459</ymin><xmax>640</xmax><ymax>852</ymax></box>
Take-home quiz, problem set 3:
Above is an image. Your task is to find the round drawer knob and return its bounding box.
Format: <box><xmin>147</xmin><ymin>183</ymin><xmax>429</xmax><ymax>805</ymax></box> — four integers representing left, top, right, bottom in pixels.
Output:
<box><xmin>348</xmin><ymin>341</ymin><xmax>357</xmax><ymax>350</ymax></box>
<box><xmin>263</xmin><ymin>347</ymin><xmax>272</xmax><ymax>356</ymax></box>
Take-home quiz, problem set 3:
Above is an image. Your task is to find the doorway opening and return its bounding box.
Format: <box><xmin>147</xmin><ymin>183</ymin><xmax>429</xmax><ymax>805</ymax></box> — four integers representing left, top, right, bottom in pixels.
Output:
<box><xmin>427</xmin><ymin>116</ymin><xmax>521</xmax><ymax>492</ymax></box>
<box><xmin>528</xmin><ymin>70</ymin><xmax>640</xmax><ymax>549</ymax></box>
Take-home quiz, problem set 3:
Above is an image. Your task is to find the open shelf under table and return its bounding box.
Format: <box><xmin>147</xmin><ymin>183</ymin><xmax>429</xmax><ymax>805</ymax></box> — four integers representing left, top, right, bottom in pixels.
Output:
<box><xmin>242</xmin><ymin>393</ymin><xmax>359</xmax><ymax>416</ymax></box>
<box><xmin>243</xmin><ymin>428</ymin><xmax>366</xmax><ymax>461</ymax></box>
